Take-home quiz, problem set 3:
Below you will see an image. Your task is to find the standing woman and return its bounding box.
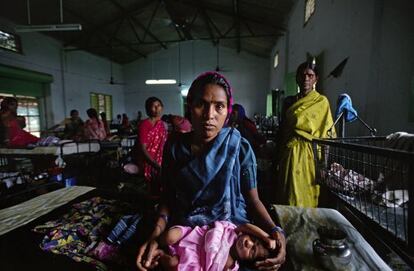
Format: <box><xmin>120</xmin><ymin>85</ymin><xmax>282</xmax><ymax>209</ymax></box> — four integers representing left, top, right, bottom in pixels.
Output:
<box><xmin>136</xmin><ymin>97</ymin><xmax>167</xmax><ymax>196</ymax></box>
<box><xmin>84</xmin><ymin>108</ymin><xmax>107</xmax><ymax>140</ymax></box>
<box><xmin>136</xmin><ymin>72</ymin><xmax>286</xmax><ymax>271</ymax></box>
<box><xmin>276</xmin><ymin>61</ymin><xmax>335</xmax><ymax>207</ymax></box>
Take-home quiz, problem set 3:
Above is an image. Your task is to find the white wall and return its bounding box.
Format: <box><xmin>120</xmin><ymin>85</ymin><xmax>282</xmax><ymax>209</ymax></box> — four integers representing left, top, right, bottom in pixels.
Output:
<box><xmin>269</xmin><ymin>0</ymin><xmax>414</xmax><ymax>135</ymax></box>
<box><xmin>124</xmin><ymin>41</ymin><xmax>270</xmax><ymax>120</ymax></box>
<box><xmin>0</xmin><ymin>17</ymin><xmax>125</xmax><ymax>127</ymax></box>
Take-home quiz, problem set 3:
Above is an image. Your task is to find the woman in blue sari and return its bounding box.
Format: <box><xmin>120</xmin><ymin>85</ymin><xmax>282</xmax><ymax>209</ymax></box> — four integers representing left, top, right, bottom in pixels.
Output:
<box><xmin>136</xmin><ymin>72</ymin><xmax>286</xmax><ymax>271</ymax></box>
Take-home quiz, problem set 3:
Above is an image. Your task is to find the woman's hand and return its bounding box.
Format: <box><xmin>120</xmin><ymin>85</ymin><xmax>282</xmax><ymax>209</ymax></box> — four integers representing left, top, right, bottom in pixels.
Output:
<box><xmin>136</xmin><ymin>239</ymin><xmax>160</xmax><ymax>270</ymax></box>
<box><xmin>263</xmin><ymin>236</ymin><xmax>276</xmax><ymax>250</ymax></box>
<box><xmin>255</xmin><ymin>231</ymin><xmax>286</xmax><ymax>270</ymax></box>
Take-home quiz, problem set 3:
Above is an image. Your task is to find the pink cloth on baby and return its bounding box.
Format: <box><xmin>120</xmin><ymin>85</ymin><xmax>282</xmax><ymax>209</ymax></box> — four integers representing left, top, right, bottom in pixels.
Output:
<box><xmin>169</xmin><ymin>221</ymin><xmax>239</xmax><ymax>271</ymax></box>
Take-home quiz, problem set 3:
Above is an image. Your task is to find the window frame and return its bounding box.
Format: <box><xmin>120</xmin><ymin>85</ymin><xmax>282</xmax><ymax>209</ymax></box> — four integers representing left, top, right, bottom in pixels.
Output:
<box><xmin>0</xmin><ymin>29</ymin><xmax>23</xmax><ymax>54</ymax></box>
<box><xmin>90</xmin><ymin>92</ymin><xmax>113</xmax><ymax>121</ymax></box>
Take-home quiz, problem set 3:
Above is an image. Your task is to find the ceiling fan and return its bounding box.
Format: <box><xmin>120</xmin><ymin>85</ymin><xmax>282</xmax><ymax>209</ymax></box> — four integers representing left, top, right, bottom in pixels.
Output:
<box><xmin>214</xmin><ymin>43</ymin><xmax>231</xmax><ymax>73</ymax></box>
<box><xmin>177</xmin><ymin>42</ymin><xmax>188</xmax><ymax>88</ymax></box>
<box><xmin>108</xmin><ymin>47</ymin><xmax>125</xmax><ymax>85</ymax></box>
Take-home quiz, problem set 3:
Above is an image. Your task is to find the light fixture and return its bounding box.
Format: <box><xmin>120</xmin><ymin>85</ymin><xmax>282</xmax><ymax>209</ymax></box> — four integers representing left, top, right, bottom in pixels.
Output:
<box><xmin>145</xmin><ymin>79</ymin><xmax>177</xmax><ymax>85</ymax></box>
<box><xmin>15</xmin><ymin>24</ymin><xmax>82</xmax><ymax>32</ymax></box>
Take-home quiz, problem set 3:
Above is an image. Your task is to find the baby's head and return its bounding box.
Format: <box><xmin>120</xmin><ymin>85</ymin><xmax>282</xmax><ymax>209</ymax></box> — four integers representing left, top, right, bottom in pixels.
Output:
<box><xmin>233</xmin><ymin>233</ymin><xmax>273</xmax><ymax>266</ymax></box>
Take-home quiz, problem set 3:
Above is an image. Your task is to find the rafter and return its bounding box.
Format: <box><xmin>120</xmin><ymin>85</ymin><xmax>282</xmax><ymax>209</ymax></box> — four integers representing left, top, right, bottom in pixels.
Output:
<box><xmin>163</xmin><ymin>0</ymin><xmax>193</xmax><ymax>40</ymax></box>
<box><xmin>233</xmin><ymin>0</ymin><xmax>241</xmax><ymax>53</ymax></box>
<box><xmin>109</xmin><ymin>0</ymin><xmax>167</xmax><ymax>49</ymax></box>
<box><xmin>64</xmin><ymin>0</ymin><xmax>154</xmax><ymax>47</ymax></box>
<box><xmin>180</xmin><ymin>0</ymin><xmax>284</xmax><ymax>34</ymax></box>
<box><xmin>199</xmin><ymin>7</ymin><xmax>217</xmax><ymax>45</ymax></box>
<box><xmin>143</xmin><ymin>0</ymin><xmax>161</xmax><ymax>42</ymax></box>
<box><xmin>127</xmin><ymin>18</ymin><xmax>142</xmax><ymax>43</ymax></box>
<box><xmin>63</xmin><ymin>6</ymin><xmax>146</xmax><ymax>60</ymax></box>
<box><xmin>65</xmin><ymin>33</ymin><xmax>280</xmax><ymax>52</ymax></box>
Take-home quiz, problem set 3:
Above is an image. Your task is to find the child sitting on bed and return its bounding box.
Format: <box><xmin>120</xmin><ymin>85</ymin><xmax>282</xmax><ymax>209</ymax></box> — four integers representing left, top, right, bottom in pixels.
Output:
<box><xmin>144</xmin><ymin>221</ymin><xmax>277</xmax><ymax>271</ymax></box>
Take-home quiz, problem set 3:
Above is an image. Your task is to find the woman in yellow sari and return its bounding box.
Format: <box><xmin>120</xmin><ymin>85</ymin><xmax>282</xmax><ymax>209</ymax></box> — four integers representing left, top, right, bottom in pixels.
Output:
<box><xmin>276</xmin><ymin>61</ymin><xmax>335</xmax><ymax>207</ymax></box>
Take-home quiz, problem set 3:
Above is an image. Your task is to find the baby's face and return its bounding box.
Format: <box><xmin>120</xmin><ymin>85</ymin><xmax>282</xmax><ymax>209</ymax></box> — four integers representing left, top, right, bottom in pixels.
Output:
<box><xmin>235</xmin><ymin>234</ymin><xmax>269</xmax><ymax>261</ymax></box>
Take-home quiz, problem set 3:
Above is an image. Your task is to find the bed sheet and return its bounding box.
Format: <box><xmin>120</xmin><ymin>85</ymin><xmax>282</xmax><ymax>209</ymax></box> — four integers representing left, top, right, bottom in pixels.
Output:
<box><xmin>0</xmin><ymin>142</ymin><xmax>100</xmax><ymax>156</ymax></box>
<box><xmin>270</xmin><ymin>205</ymin><xmax>391</xmax><ymax>271</ymax></box>
<box><xmin>0</xmin><ymin>186</ymin><xmax>95</xmax><ymax>236</ymax></box>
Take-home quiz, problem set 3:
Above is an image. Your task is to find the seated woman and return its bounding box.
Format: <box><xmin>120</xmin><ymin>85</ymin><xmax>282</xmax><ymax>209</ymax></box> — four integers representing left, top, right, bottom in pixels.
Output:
<box><xmin>150</xmin><ymin>221</ymin><xmax>276</xmax><ymax>271</ymax></box>
<box><xmin>99</xmin><ymin>112</ymin><xmax>111</xmax><ymax>137</ymax></box>
<box><xmin>84</xmin><ymin>108</ymin><xmax>107</xmax><ymax>140</ymax></box>
<box><xmin>229</xmin><ymin>103</ymin><xmax>266</xmax><ymax>154</ymax></box>
<box><xmin>135</xmin><ymin>97</ymin><xmax>168</xmax><ymax>196</ymax></box>
<box><xmin>0</xmin><ymin>97</ymin><xmax>39</xmax><ymax>147</ymax></box>
<box><xmin>136</xmin><ymin>72</ymin><xmax>286</xmax><ymax>271</ymax></box>
<box><xmin>64</xmin><ymin>109</ymin><xmax>84</xmax><ymax>141</ymax></box>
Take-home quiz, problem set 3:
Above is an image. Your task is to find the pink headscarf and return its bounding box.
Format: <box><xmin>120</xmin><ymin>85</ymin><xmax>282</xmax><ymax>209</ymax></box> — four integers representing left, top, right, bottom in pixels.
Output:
<box><xmin>186</xmin><ymin>71</ymin><xmax>233</xmax><ymax>124</ymax></box>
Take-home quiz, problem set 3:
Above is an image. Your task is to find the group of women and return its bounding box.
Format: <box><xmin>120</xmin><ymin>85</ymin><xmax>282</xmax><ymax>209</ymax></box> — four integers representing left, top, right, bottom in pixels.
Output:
<box><xmin>134</xmin><ymin>61</ymin><xmax>334</xmax><ymax>270</ymax></box>
<box><xmin>0</xmin><ymin>60</ymin><xmax>334</xmax><ymax>270</ymax></box>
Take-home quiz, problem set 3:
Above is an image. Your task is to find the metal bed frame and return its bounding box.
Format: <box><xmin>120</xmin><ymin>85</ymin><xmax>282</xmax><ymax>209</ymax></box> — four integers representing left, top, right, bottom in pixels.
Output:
<box><xmin>313</xmin><ymin>136</ymin><xmax>414</xmax><ymax>266</ymax></box>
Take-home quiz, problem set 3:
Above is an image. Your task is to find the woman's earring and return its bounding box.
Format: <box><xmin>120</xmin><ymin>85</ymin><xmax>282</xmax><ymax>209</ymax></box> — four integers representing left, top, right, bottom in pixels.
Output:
<box><xmin>312</xmin><ymin>83</ymin><xmax>316</xmax><ymax>90</ymax></box>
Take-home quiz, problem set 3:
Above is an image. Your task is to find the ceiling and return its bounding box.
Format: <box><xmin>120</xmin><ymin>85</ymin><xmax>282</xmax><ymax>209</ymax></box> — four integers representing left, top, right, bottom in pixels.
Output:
<box><xmin>2</xmin><ymin>0</ymin><xmax>295</xmax><ymax>64</ymax></box>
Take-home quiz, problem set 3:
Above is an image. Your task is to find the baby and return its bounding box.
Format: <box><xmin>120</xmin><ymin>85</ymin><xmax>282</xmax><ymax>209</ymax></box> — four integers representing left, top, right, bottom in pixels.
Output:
<box><xmin>146</xmin><ymin>221</ymin><xmax>277</xmax><ymax>271</ymax></box>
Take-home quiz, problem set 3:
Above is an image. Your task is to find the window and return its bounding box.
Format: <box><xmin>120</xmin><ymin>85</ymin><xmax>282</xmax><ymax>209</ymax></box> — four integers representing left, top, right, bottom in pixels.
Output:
<box><xmin>304</xmin><ymin>0</ymin><xmax>316</xmax><ymax>25</ymax></box>
<box><xmin>0</xmin><ymin>29</ymin><xmax>22</xmax><ymax>53</ymax></box>
<box><xmin>273</xmin><ymin>52</ymin><xmax>279</xmax><ymax>69</ymax></box>
<box><xmin>0</xmin><ymin>94</ymin><xmax>41</xmax><ymax>137</ymax></box>
<box><xmin>90</xmin><ymin>92</ymin><xmax>112</xmax><ymax>120</ymax></box>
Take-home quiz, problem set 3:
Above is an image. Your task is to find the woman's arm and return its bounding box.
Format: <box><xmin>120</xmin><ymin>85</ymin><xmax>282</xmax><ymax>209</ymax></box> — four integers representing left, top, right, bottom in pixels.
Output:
<box><xmin>245</xmin><ymin>188</ymin><xmax>286</xmax><ymax>270</ymax></box>
<box><xmin>136</xmin><ymin>204</ymin><xmax>170</xmax><ymax>270</ymax></box>
<box><xmin>139</xmin><ymin>143</ymin><xmax>161</xmax><ymax>169</ymax></box>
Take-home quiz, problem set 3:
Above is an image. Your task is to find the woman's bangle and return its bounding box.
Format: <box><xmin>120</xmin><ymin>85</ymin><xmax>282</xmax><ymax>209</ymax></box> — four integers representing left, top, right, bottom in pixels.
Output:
<box><xmin>270</xmin><ymin>226</ymin><xmax>286</xmax><ymax>237</ymax></box>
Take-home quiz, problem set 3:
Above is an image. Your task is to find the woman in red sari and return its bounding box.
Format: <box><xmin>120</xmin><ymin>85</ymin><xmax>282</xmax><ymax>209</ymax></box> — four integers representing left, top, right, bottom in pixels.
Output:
<box><xmin>0</xmin><ymin>97</ymin><xmax>39</xmax><ymax>147</ymax></box>
<box><xmin>136</xmin><ymin>97</ymin><xmax>167</xmax><ymax>196</ymax></box>
<box><xmin>84</xmin><ymin>108</ymin><xmax>107</xmax><ymax>140</ymax></box>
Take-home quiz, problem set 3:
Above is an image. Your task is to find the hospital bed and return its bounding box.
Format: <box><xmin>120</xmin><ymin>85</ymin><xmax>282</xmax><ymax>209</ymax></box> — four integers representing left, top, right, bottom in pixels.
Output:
<box><xmin>313</xmin><ymin>136</ymin><xmax>414</xmax><ymax>268</ymax></box>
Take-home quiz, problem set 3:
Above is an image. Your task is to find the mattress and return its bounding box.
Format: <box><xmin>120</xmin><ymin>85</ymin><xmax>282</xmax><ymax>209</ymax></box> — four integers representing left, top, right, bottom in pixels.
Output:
<box><xmin>0</xmin><ymin>142</ymin><xmax>101</xmax><ymax>156</ymax></box>
<box><xmin>0</xmin><ymin>186</ymin><xmax>95</xmax><ymax>236</ymax></box>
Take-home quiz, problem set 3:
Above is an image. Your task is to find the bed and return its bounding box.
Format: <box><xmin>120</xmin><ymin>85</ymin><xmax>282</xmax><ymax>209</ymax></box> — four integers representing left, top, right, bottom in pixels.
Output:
<box><xmin>313</xmin><ymin>136</ymin><xmax>414</xmax><ymax>267</ymax></box>
<box><xmin>270</xmin><ymin>204</ymin><xmax>392</xmax><ymax>270</ymax></box>
<box><xmin>0</xmin><ymin>140</ymin><xmax>101</xmax><ymax>157</ymax></box>
<box><xmin>0</xmin><ymin>186</ymin><xmax>147</xmax><ymax>271</ymax></box>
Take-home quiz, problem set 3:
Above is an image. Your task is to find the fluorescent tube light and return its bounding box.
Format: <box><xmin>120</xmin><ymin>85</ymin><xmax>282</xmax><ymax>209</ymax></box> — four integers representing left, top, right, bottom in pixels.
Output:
<box><xmin>145</xmin><ymin>79</ymin><xmax>177</xmax><ymax>85</ymax></box>
<box><xmin>15</xmin><ymin>24</ymin><xmax>82</xmax><ymax>32</ymax></box>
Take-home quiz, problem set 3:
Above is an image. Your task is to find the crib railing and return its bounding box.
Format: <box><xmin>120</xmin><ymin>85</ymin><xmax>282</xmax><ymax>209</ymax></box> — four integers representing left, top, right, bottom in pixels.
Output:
<box><xmin>313</xmin><ymin>137</ymin><xmax>414</xmax><ymax>263</ymax></box>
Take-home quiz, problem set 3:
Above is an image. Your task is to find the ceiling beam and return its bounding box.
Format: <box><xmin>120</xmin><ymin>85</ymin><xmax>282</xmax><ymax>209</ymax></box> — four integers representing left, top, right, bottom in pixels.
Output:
<box><xmin>127</xmin><ymin>18</ymin><xmax>142</xmax><ymax>43</ymax></box>
<box><xmin>180</xmin><ymin>0</ymin><xmax>284</xmax><ymax>34</ymax></box>
<box><xmin>199</xmin><ymin>7</ymin><xmax>217</xmax><ymax>46</ymax></box>
<box><xmin>142</xmin><ymin>0</ymin><xmax>161</xmax><ymax>42</ymax></box>
<box><xmin>163</xmin><ymin>0</ymin><xmax>193</xmax><ymax>41</ymax></box>
<box><xmin>109</xmin><ymin>0</ymin><xmax>167</xmax><ymax>49</ymax></box>
<box><xmin>64</xmin><ymin>0</ymin><xmax>154</xmax><ymax>47</ymax></box>
<box><xmin>63</xmin><ymin>6</ymin><xmax>146</xmax><ymax>60</ymax></box>
<box><xmin>65</xmin><ymin>33</ymin><xmax>280</xmax><ymax>52</ymax></box>
<box><xmin>233</xmin><ymin>0</ymin><xmax>241</xmax><ymax>53</ymax></box>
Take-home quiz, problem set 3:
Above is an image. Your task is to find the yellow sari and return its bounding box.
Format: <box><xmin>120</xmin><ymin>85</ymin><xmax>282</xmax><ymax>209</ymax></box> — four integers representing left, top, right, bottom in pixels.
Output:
<box><xmin>277</xmin><ymin>90</ymin><xmax>334</xmax><ymax>207</ymax></box>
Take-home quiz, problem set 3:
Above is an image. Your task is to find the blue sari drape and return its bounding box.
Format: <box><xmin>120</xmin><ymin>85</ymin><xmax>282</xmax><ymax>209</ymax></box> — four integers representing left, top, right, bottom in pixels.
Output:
<box><xmin>165</xmin><ymin>127</ymin><xmax>255</xmax><ymax>227</ymax></box>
